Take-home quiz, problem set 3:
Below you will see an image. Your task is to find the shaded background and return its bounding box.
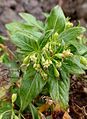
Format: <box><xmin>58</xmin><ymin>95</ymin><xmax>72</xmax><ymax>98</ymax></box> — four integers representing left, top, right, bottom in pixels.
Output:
<box><xmin>0</xmin><ymin>0</ymin><xmax>87</xmax><ymax>36</ymax></box>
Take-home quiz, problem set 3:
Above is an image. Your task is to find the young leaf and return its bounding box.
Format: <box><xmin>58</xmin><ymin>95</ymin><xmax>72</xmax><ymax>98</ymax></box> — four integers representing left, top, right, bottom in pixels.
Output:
<box><xmin>46</xmin><ymin>5</ymin><xmax>65</xmax><ymax>33</ymax></box>
<box><xmin>19</xmin><ymin>13</ymin><xmax>44</xmax><ymax>31</ymax></box>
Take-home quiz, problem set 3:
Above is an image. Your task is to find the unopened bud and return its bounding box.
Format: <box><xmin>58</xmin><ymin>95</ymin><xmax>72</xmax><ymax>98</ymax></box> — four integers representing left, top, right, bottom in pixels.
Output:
<box><xmin>55</xmin><ymin>53</ymin><xmax>63</xmax><ymax>59</ymax></box>
<box><xmin>30</xmin><ymin>54</ymin><xmax>37</xmax><ymax>62</ymax></box>
<box><xmin>12</xmin><ymin>93</ymin><xmax>17</xmax><ymax>103</ymax></box>
<box><xmin>66</xmin><ymin>22</ymin><xmax>73</xmax><ymax>28</ymax></box>
<box><xmin>23</xmin><ymin>55</ymin><xmax>29</xmax><ymax>65</ymax></box>
<box><xmin>53</xmin><ymin>65</ymin><xmax>60</xmax><ymax>78</ymax></box>
<box><xmin>53</xmin><ymin>32</ymin><xmax>58</xmax><ymax>40</ymax></box>
<box><xmin>80</xmin><ymin>56</ymin><xmax>87</xmax><ymax>66</ymax></box>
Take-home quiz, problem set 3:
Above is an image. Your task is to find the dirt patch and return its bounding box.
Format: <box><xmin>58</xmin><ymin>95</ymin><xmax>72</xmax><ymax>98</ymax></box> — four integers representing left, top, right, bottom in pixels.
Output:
<box><xmin>70</xmin><ymin>75</ymin><xmax>87</xmax><ymax>119</ymax></box>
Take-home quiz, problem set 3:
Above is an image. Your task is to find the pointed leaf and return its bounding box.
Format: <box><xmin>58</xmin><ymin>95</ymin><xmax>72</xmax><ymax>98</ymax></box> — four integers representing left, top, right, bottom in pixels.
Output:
<box><xmin>19</xmin><ymin>13</ymin><xmax>44</xmax><ymax>31</ymax></box>
<box><xmin>29</xmin><ymin>103</ymin><xmax>39</xmax><ymax>119</ymax></box>
<box><xmin>11</xmin><ymin>32</ymin><xmax>39</xmax><ymax>55</ymax></box>
<box><xmin>48</xmin><ymin>69</ymin><xmax>70</xmax><ymax>109</ymax></box>
<box><xmin>20</xmin><ymin>70</ymin><xmax>47</xmax><ymax>111</ymax></box>
<box><xmin>46</xmin><ymin>5</ymin><xmax>65</xmax><ymax>33</ymax></box>
<box><xmin>58</xmin><ymin>27</ymin><xmax>86</xmax><ymax>43</ymax></box>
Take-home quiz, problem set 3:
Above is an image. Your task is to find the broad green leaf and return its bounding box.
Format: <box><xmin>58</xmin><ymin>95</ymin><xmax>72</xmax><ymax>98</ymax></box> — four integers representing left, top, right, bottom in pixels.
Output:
<box><xmin>6</xmin><ymin>22</ymin><xmax>42</xmax><ymax>40</ymax></box>
<box><xmin>49</xmin><ymin>77</ymin><xmax>59</xmax><ymax>102</ymax></box>
<box><xmin>59</xmin><ymin>69</ymin><xmax>70</xmax><ymax>108</ymax></box>
<box><xmin>58</xmin><ymin>27</ymin><xmax>86</xmax><ymax>42</ymax></box>
<box><xmin>11</xmin><ymin>32</ymin><xmax>39</xmax><ymax>55</ymax></box>
<box><xmin>19</xmin><ymin>13</ymin><xmax>44</xmax><ymax>31</ymax></box>
<box><xmin>48</xmin><ymin>69</ymin><xmax>70</xmax><ymax>109</ymax></box>
<box><xmin>69</xmin><ymin>40</ymin><xmax>87</xmax><ymax>55</ymax></box>
<box><xmin>46</xmin><ymin>5</ymin><xmax>65</xmax><ymax>33</ymax></box>
<box><xmin>29</xmin><ymin>103</ymin><xmax>39</xmax><ymax>119</ymax></box>
<box><xmin>6</xmin><ymin>22</ymin><xmax>33</xmax><ymax>34</ymax></box>
<box><xmin>62</xmin><ymin>58</ymin><xmax>85</xmax><ymax>74</ymax></box>
<box><xmin>20</xmin><ymin>68</ymin><xmax>47</xmax><ymax>111</ymax></box>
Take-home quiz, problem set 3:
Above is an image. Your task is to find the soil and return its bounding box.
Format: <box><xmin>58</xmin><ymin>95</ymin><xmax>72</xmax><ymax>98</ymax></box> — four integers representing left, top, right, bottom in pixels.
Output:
<box><xmin>0</xmin><ymin>0</ymin><xmax>87</xmax><ymax>119</ymax></box>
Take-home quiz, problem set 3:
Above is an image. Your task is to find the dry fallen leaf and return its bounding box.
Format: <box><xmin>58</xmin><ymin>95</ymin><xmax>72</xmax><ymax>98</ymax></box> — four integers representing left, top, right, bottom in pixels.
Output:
<box><xmin>63</xmin><ymin>111</ymin><xmax>72</xmax><ymax>119</ymax></box>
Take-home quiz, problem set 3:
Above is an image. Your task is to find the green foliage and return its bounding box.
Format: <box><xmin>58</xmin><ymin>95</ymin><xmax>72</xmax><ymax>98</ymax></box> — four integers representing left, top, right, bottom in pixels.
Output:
<box><xmin>0</xmin><ymin>5</ymin><xmax>87</xmax><ymax>119</ymax></box>
<box><xmin>46</xmin><ymin>5</ymin><xmax>65</xmax><ymax>33</ymax></box>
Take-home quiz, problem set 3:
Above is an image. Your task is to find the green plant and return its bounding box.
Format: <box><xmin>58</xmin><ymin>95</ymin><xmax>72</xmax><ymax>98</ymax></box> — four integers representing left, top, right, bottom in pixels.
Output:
<box><xmin>0</xmin><ymin>5</ymin><xmax>87</xmax><ymax>119</ymax></box>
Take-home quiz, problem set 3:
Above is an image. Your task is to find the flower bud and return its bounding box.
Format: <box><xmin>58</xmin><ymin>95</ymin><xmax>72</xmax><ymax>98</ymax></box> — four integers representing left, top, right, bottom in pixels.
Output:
<box><xmin>40</xmin><ymin>69</ymin><xmax>47</xmax><ymax>79</ymax></box>
<box><xmin>42</xmin><ymin>56</ymin><xmax>45</xmax><ymax>63</ymax></box>
<box><xmin>53</xmin><ymin>32</ymin><xmax>58</xmax><ymax>40</ymax></box>
<box><xmin>53</xmin><ymin>65</ymin><xmax>60</xmax><ymax>78</ymax></box>
<box><xmin>12</xmin><ymin>93</ymin><xmax>17</xmax><ymax>103</ymax></box>
<box><xmin>62</xmin><ymin>50</ymin><xmax>73</xmax><ymax>58</ymax></box>
<box><xmin>33</xmin><ymin>63</ymin><xmax>40</xmax><ymax>71</ymax></box>
<box><xmin>56</xmin><ymin>61</ymin><xmax>62</xmax><ymax>68</ymax></box>
<box><xmin>43</xmin><ymin>59</ymin><xmax>52</xmax><ymax>68</ymax></box>
<box><xmin>80</xmin><ymin>56</ymin><xmax>87</xmax><ymax>66</ymax></box>
<box><xmin>23</xmin><ymin>55</ymin><xmax>29</xmax><ymax>65</ymax></box>
<box><xmin>30</xmin><ymin>54</ymin><xmax>37</xmax><ymax>62</ymax></box>
<box><xmin>66</xmin><ymin>21</ymin><xmax>73</xmax><ymax>28</ymax></box>
<box><xmin>55</xmin><ymin>53</ymin><xmax>63</xmax><ymax>59</ymax></box>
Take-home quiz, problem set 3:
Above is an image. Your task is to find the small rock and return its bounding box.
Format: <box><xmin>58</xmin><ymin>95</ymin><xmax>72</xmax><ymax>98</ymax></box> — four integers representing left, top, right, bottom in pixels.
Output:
<box><xmin>77</xmin><ymin>3</ymin><xmax>87</xmax><ymax>20</ymax></box>
<box><xmin>0</xmin><ymin>7</ymin><xmax>20</xmax><ymax>24</ymax></box>
<box><xmin>16</xmin><ymin>4</ymin><xmax>24</xmax><ymax>12</ymax></box>
<box><xmin>0</xmin><ymin>0</ymin><xmax>17</xmax><ymax>7</ymax></box>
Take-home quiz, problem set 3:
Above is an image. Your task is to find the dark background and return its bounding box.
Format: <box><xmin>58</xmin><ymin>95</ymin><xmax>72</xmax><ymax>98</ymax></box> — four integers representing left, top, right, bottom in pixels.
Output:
<box><xmin>0</xmin><ymin>0</ymin><xmax>87</xmax><ymax>36</ymax></box>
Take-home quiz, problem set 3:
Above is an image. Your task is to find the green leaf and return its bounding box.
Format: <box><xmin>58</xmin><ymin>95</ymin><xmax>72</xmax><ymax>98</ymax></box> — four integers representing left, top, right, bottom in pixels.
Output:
<box><xmin>59</xmin><ymin>69</ymin><xmax>70</xmax><ymax>108</ymax></box>
<box><xmin>46</xmin><ymin>5</ymin><xmax>65</xmax><ymax>33</ymax></box>
<box><xmin>62</xmin><ymin>58</ymin><xmax>85</xmax><ymax>74</ymax></box>
<box><xmin>6</xmin><ymin>22</ymin><xmax>42</xmax><ymax>40</ymax></box>
<box><xmin>11</xmin><ymin>32</ymin><xmax>39</xmax><ymax>55</ymax></box>
<box><xmin>0</xmin><ymin>36</ymin><xmax>5</xmax><ymax>43</ymax></box>
<box><xmin>48</xmin><ymin>69</ymin><xmax>70</xmax><ymax>109</ymax></box>
<box><xmin>69</xmin><ymin>40</ymin><xmax>87</xmax><ymax>55</ymax></box>
<box><xmin>49</xmin><ymin>77</ymin><xmax>59</xmax><ymax>102</ymax></box>
<box><xmin>20</xmin><ymin>67</ymin><xmax>47</xmax><ymax>111</ymax></box>
<box><xmin>58</xmin><ymin>27</ymin><xmax>86</xmax><ymax>43</ymax></box>
<box><xmin>6</xmin><ymin>22</ymin><xmax>33</xmax><ymax>34</ymax></box>
<box><xmin>39</xmin><ymin>29</ymin><xmax>54</xmax><ymax>49</ymax></box>
<box><xmin>29</xmin><ymin>103</ymin><xmax>39</xmax><ymax>119</ymax></box>
<box><xmin>19</xmin><ymin>13</ymin><xmax>44</xmax><ymax>31</ymax></box>
<box><xmin>0</xmin><ymin>102</ymin><xmax>11</xmax><ymax>114</ymax></box>
<box><xmin>0</xmin><ymin>110</ymin><xmax>11</xmax><ymax>119</ymax></box>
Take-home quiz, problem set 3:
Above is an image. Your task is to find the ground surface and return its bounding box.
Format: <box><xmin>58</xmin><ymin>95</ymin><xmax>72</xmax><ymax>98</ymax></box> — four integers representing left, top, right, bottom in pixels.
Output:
<box><xmin>0</xmin><ymin>0</ymin><xmax>87</xmax><ymax>119</ymax></box>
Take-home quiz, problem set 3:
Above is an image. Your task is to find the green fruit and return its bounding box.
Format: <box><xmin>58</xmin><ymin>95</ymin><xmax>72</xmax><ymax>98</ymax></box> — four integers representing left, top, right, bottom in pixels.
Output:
<box><xmin>55</xmin><ymin>53</ymin><xmax>62</xmax><ymax>59</ymax></box>
<box><xmin>53</xmin><ymin>65</ymin><xmax>59</xmax><ymax>78</ymax></box>
<box><xmin>23</xmin><ymin>55</ymin><xmax>29</xmax><ymax>65</ymax></box>
<box><xmin>80</xmin><ymin>56</ymin><xmax>87</xmax><ymax>65</ymax></box>
<box><xmin>12</xmin><ymin>93</ymin><xmax>17</xmax><ymax>103</ymax></box>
